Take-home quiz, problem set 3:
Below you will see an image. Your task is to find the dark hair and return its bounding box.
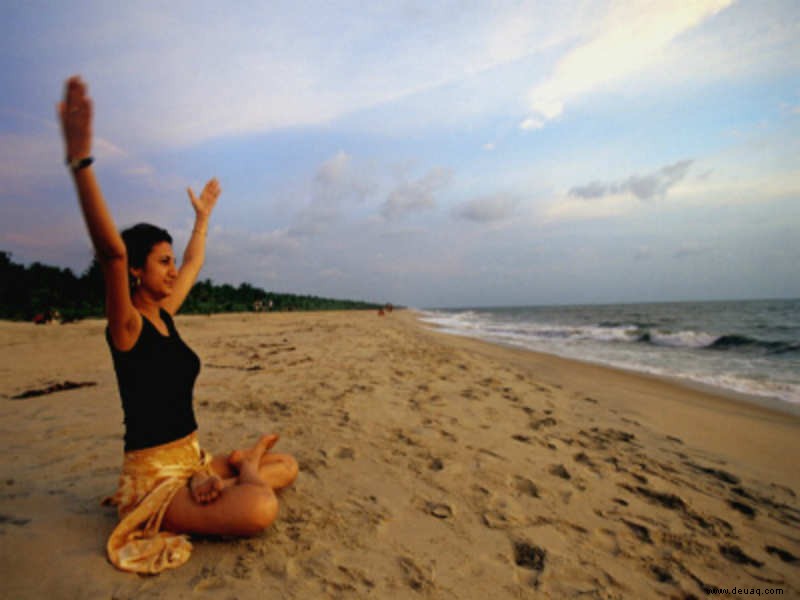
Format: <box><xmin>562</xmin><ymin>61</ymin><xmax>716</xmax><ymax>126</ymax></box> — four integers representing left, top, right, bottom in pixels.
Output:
<box><xmin>121</xmin><ymin>223</ymin><xmax>172</xmax><ymax>268</ymax></box>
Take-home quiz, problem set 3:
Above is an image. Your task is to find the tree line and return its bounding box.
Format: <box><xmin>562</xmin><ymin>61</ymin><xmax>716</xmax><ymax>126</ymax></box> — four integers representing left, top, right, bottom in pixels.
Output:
<box><xmin>0</xmin><ymin>251</ymin><xmax>386</xmax><ymax>321</ymax></box>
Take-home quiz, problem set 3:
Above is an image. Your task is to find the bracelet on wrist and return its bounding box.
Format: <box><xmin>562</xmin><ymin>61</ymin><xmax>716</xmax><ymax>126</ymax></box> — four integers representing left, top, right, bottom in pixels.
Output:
<box><xmin>192</xmin><ymin>227</ymin><xmax>208</xmax><ymax>236</ymax></box>
<box><xmin>66</xmin><ymin>156</ymin><xmax>94</xmax><ymax>171</ymax></box>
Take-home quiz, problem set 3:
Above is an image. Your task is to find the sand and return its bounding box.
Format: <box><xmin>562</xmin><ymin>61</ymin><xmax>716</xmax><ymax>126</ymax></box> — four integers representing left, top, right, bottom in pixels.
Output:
<box><xmin>0</xmin><ymin>310</ymin><xmax>798</xmax><ymax>599</ymax></box>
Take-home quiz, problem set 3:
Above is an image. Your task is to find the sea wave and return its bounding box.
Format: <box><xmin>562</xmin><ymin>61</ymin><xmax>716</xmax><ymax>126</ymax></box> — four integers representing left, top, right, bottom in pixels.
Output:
<box><xmin>417</xmin><ymin>308</ymin><xmax>800</xmax><ymax>404</ymax></box>
<box><xmin>421</xmin><ymin>311</ymin><xmax>798</xmax><ymax>356</ymax></box>
<box><xmin>708</xmin><ymin>335</ymin><xmax>800</xmax><ymax>355</ymax></box>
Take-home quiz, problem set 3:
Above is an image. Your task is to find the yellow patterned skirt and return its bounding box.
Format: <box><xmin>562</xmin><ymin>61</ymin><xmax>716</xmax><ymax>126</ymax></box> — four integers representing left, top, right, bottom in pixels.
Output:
<box><xmin>102</xmin><ymin>432</ymin><xmax>213</xmax><ymax>574</ymax></box>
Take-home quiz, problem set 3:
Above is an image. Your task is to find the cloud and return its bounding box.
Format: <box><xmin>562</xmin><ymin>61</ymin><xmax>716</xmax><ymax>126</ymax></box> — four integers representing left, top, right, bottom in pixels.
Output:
<box><xmin>454</xmin><ymin>194</ymin><xmax>518</xmax><ymax>223</ymax></box>
<box><xmin>519</xmin><ymin>117</ymin><xmax>545</xmax><ymax>131</ymax></box>
<box><xmin>569</xmin><ymin>159</ymin><xmax>693</xmax><ymax>201</ymax></box>
<box><xmin>381</xmin><ymin>167</ymin><xmax>452</xmax><ymax>219</ymax></box>
<box><xmin>315</xmin><ymin>151</ymin><xmax>351</xmax><ymax>187</ymax></box>
<box><xmin>544</xmin><ymin>194</ymin><xmax>639</xmax><ymax>222</ymax></box>
<box><xmin>566</xmin><ymin>180</ymin><xmax>607</xmax><ymax>199</ymax></box>
<box><xmin>290</xmin><ymin>151</ymin><xmax>376</xmax><ymax>236</ymax></box>
<box><xmin>21</xmin><ymin>4</ymin><xmax>589</xmax><ymax>148</ymax></box>
<box><xmin>522</xmin><ymin>0</ymin><xmax>733</xmax><ymax>128</ymax></box>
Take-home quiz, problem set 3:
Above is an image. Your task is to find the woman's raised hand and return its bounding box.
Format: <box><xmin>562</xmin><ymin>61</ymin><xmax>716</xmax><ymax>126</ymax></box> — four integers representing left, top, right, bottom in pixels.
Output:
<box><xmin>187</xmin><ymin>178</ymin><xmax>221</xmax><ymax>218</ymax></box>
<box><xmin>58</xmin><ymin>76</ymin><xmax>93</xmax><ymax>161</ymax></box>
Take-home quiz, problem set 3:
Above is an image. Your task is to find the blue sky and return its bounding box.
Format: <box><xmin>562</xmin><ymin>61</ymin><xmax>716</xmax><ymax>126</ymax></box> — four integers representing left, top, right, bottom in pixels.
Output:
<box><xmin>1</xmin><ymin>0</ymin><xmax>798</xmax><ymax>307</ymax></box>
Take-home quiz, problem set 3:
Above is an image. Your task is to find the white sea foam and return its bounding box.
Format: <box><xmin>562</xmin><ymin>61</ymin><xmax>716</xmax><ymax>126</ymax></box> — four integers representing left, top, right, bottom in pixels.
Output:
<box><xmin>648</xmin><ymin>330</ymin><xmax>718</xmax><ymax>348</ymax></box>
<box><xmin>418</xmin><ymin>302</ymin><xmax>800</xmax><ymax>406</ymax></box>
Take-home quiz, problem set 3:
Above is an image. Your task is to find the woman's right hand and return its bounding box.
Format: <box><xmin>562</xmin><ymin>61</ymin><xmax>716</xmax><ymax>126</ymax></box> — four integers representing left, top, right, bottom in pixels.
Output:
<box><xmin>58</xmin><ymin>76</ymin><xmax>93</xmax><ymax>161</ymax></box>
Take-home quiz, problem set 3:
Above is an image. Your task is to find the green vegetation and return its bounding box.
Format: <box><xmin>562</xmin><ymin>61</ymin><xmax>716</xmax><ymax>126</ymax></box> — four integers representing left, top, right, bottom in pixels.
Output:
<box><xmin>0</xmin><ymin>251</ymin><xmax>385</xmax><ymax>321</ymax></box>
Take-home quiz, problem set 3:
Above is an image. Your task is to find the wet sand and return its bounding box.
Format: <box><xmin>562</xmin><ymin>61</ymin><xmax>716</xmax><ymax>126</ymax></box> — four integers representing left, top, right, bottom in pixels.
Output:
<box><xmin>1</xmin><ymin>310</ymin><xmax>798</xmax><ymax>598</ymax></box>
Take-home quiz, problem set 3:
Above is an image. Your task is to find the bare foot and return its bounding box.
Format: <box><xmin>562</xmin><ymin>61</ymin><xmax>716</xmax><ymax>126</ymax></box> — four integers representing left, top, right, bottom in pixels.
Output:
<box><xmin>228</xmin><ymin>434</ymin><xmax>279</xmax><ymax>471</ymax></box>
<box><xmin>189</xmin><ymin>471</ymin><xmax>225</xmax><ymax>504</ymax></box>
<box><xmin>235</xmin><ymin>435</ymin><xmax>275</xmax><ymax>486</ymax></box>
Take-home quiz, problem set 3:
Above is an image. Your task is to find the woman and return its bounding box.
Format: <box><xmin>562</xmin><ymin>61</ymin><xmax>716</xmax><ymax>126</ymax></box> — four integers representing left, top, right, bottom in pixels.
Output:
<box><xmin>59</xmin><ymin>76</ymin><xmax>298</xmax><ymax>574</ymax></box>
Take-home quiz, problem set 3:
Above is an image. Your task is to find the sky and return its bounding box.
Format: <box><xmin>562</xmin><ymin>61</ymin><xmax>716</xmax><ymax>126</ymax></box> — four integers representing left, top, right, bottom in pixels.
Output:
<box><xmin>1</xmin><ymin>0</ymin><xmax>798</xmax><ymax>308</ymax></box>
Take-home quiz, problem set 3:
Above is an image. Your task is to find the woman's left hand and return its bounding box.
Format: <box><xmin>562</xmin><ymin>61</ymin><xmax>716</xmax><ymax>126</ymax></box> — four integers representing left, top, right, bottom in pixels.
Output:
<box><xmin>187</xmin><ymin>178</ymin><xmax>221</xmax><ymax>218</ymax></box>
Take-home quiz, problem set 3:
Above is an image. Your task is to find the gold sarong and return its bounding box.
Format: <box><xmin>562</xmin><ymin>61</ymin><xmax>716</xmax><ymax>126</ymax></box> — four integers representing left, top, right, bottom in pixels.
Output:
<box><xmin>102</xmin><ymin>432</ymin><xmax>213</xmax><ymax>574</ymax></box>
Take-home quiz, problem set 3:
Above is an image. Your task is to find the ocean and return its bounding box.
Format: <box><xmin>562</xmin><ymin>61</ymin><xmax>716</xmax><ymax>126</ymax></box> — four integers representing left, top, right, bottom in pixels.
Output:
<box><xmin>417</xmin><ymin>299</ymin><xmax>800</xmax><ymax>407</ymax></box>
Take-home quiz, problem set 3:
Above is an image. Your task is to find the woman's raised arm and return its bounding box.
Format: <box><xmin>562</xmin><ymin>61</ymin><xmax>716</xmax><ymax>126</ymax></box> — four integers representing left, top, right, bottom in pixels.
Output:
<box><xmin>161</xmin><ymin>178</ymin><xmax>221</xmax><ymax>315</ymax></box>
<box><xmin>59</xmin><ymin>76</ymin><xmax>139</xmax><ymax>345</ymax></box>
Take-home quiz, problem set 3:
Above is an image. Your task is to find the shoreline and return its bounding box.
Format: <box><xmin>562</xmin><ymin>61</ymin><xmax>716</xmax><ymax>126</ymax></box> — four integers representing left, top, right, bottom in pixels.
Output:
<box><xmin>410</xmin><ymin>308</ymin><xmax>800</xmax><ymax>418</ymax></box>
<box><xmin>397</xmin><ymin>310</ymin><xmax>800</xmax><ymax>484</ymax></box>
<box><xmin>1</xmin><ymin>310</ymin><xmax>798</xmax><ymax>598</ymax></box>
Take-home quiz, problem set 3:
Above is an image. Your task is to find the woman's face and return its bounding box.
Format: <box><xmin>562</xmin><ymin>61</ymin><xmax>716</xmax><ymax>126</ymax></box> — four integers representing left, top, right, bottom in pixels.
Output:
<box><xmin>134</xmin><ymin>241</ymin><xmax>178</xmax><ymax>298</ymax></box>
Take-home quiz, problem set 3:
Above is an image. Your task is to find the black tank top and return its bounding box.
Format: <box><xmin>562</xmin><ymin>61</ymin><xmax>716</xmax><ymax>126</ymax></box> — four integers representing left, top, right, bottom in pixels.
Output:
<box><xmin>106</xmin><ymin>308</ymin><xmax>200</xmax><ymax>451</ymax></box>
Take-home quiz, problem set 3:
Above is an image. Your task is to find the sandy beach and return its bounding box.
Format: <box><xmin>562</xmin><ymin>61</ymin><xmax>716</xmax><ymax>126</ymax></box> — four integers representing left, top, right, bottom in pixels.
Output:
<box><xmin>1</xmin><ymin>310</ymin><xmax>798</xmax><ymax>599</ymax></box>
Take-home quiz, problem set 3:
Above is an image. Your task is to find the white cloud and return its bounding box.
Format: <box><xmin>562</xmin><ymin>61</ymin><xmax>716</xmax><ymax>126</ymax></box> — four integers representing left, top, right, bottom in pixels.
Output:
<box><xmin>381</xmin><ymin>167</ymin><xmax>453</xmax><ymax>219</ymax></box>
<box><xmin>519</xmin><ymin>117</ymin><xmax>545</xmax><ymax>131</ymax></box>
<box><xmin>523</xmin><ymin>0</ymin><xmax>733</xmax><ymax>127</ymax></box>
<box><xmin>315</xmin><ymin>152</ymin><xmax>352</xmax><ymax>186</ymax></box>
<box><xmin>314</xmin><ymin>151</ymin><xmax>374</xmax><ymax>203</ymax></box>
<box><xmin>16</xmin><ymin>3</ymin><xmax>603</xmax><ymax>148</ymax></box>
<box><xmin>289</xmin><ymin>151</ymin><xmax>377</xmax><ymax>236</ymax></box>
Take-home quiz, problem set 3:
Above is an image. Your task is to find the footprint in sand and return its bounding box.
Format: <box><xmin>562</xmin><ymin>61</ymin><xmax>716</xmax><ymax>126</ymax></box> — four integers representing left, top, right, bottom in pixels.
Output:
<box><xmin>512</xmin><ymin>541</ymin><xmax>547</xmax><ymax>587</ymax></box>
<box><xmin>530</xmin><ymin>417</ymin><xmax>557</xmax><ymax>431</ymax></box>
<box><xmin>621</xmin><ymin>519</ymin><xmax>653</xmax><ymax>544</ymax></box>
<box><xmin>425</xmin><ymin>502</ymin><xmax>453</xmax><ymax>519</ymax></box>
<box><xmin>514</xmin><ymin>541</ymin><xmax>547</xmax><ymax>571</ymax></box>
<box><xmin>728</xmin><ymin>499</ymin><xmax>756</xmax><ymax>518</ymax></box>
<box><xmin>190</xmin><ymin>565</ymin><xmax>226</xmax><ymax>591</ymax></box>
<box><xmin>548</xmin><ymin>464</ymin><xmax>571</xmax><ymax>480</ymax></box>
<box><xmin>573</xmin><ymin>451</ymin><xmax>603</xmax><ymax>476</ymax></box>
<box><xmin>512</xmin><ymin>476</ymin><xmax>540</xmax><ymax>498</ymax></box>
<box><xmin>0</xmin><ymin>514</ymin><xmax>31</xmax><ymax>526</ymax></box>
<box><xmin>232</xmin><ymin>553</ymin><xmax>257</xmax><ymax>580</ymax></box>
<box><xmin>649</xmin><ymin>564</ymin><xmax>675</xmax><ymax>584</ymax></box>
<box><xmin>719</xmin><ymin>544</ymin><xmax>764</xmax><ymax>568</ymax></box>
<box><xmin>336</xmin><ymin>447</ymin><xmax>355</xmax><ymax>460</ymax></box>
<box><xmin>332</xmin><ymin>564</ymin><xmax>376</xmax><ymax>593</ymax></box>
<box><xmin>397</xmin><ymin>556</ymin><xmax>433</xmax><ymax>592</ymax></box>
<box><xmin>765</xmin><ymin>546</ymin><xmax>798</xmax><ymax>564</ymax></box>
<box><xmin>439</xmin><ymin>429</ymin><xmax>458</xmax><ymax>442</ymax></box>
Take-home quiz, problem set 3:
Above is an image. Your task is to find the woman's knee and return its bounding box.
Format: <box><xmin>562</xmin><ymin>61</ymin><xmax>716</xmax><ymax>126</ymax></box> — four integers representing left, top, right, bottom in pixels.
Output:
<box><xmin>243</xmin><ymin>489</ymin><xmax>278</xmax><ymax>534</ymax></box>
<box><xmin>282</xmin><ymin>454</ymin><xmax>299</xmax><ymax>484</ymax></box>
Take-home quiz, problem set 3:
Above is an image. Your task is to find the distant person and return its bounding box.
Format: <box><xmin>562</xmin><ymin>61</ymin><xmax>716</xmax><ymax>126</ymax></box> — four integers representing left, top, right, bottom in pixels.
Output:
<box><xmin>59</xmin><ymin>76</ymin><xmax>297</xmax><ymax>574</ymax></box>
